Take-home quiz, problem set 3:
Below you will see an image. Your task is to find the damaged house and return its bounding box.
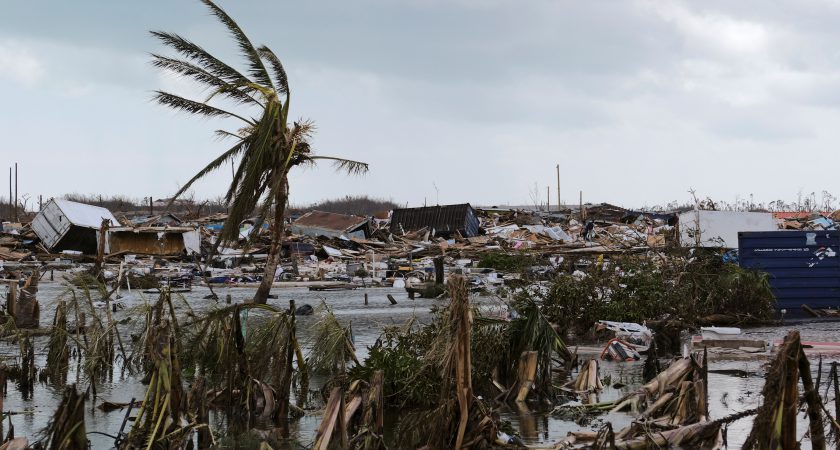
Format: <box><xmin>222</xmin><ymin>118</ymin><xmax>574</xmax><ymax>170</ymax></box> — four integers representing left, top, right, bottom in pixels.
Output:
<box><xmin>31</xmin><ymin>199</ymin><xmax>119</xmax><ymax>254</ymax></box>
<box><xmin>105</xmin><ymin>226</ymin><xmax>201</xmax><ymax>256</ymax></box>
<box><xmin>289</xmin><ymin>210</ymin><xmax>370</xmax><ymax>239</ymax></box>
<box><xmin>390</xmin><ymin>203</ymin><xmax>480</xmax><ymax>238</ymax></box>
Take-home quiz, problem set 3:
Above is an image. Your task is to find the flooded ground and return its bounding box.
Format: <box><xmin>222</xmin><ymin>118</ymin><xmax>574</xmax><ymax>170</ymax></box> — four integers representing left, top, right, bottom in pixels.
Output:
<box><xmin>2</xmin><ymin>277</ymin><xmax>838</xmax><ymax>448</ymax></box>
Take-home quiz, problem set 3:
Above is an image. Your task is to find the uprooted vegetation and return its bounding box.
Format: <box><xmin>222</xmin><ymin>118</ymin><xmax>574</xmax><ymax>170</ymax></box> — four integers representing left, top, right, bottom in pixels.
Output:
<box><xmin>527</xmin><ymin>250</ymin><xmax>775</xmax><ymax>334</ymax></box>
<box><xmin>0</xmin><ymin>267</ymin><xmax>835</xmax><ymax>449</ymax></box>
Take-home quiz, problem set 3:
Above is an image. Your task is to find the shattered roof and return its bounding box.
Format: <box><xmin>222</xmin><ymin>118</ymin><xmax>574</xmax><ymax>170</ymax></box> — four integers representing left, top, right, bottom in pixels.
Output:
<box><xmin>292</xmin><ymin>210</ymin><xmax>368</xmax><ymax>232</ymax></box>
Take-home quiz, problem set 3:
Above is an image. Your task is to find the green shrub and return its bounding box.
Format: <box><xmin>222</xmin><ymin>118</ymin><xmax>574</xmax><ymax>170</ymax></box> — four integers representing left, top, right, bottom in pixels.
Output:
<box><xmin>477</xmin><ymin>252</ymin><xmax>537</xmax><ymax>271</ymax></box>
<box><xmin>525</xmin><ymin>250</ymin><xmax>775</xmax><ymax>334</ymax></box>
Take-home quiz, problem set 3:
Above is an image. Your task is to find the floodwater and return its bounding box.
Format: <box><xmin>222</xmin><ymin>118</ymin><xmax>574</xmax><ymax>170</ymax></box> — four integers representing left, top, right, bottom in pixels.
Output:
<box><xmin>3</xmin><ymin>277</ymin><xmax>839</xmax><ymax>448</ymax></box>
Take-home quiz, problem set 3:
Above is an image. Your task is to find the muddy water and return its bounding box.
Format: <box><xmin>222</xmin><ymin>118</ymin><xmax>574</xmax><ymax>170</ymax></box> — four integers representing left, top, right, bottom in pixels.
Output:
<box><xmin>5</xmin><ymin>279</ymin><xmax>840</xmax><ymax>448</ymax></box>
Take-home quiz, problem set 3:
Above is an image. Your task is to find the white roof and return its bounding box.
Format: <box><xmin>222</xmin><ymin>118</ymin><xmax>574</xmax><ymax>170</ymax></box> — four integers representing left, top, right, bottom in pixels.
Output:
<box><xmin>53</xmin><ymin>199</ymin><xmax>119</xmax><ymax>228</ymax></box>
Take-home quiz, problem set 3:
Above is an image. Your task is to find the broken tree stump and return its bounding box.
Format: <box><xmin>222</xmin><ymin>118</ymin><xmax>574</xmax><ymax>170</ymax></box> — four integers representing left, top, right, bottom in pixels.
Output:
<box><xmin>15</xmin><ymin>273</ymin><xmax>39</xmax><ymax>329</ymax></box>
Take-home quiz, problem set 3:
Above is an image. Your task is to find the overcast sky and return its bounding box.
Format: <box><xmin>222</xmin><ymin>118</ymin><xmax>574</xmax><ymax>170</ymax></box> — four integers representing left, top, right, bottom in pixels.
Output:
<box><xmin>3</xmin><ymin>0</ymin><xmax>840</xmax><ymax>210</ymax></box>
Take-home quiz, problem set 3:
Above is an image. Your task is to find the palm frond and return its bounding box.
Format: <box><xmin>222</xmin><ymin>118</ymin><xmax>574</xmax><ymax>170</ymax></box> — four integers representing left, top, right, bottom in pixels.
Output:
<box><xmin>309</xmin><ymin>156</ymin><xmax>370</xmax><ymax>175</ymax></box>
<box><xmin>150</xmin><ymin>53</ymin><xmax>261</xmax><ymax>107</ymax></box>
<box><xmin>154</xmin><ymin>91</ymin><xmax>254</xmax><ymax>124</ymax></box>
<box><xmin>150</xmin><ymin>31</ymin><xmax>253</xmax><ymax>86</ymax></box>
<box><xmin>199</xmin><ymin>0</ymin><xmax>276</xmax><ymax>90</ymax></box>
<box><xmin>257</xmin><ymin>45</ymin><xmax>289</xmax><ymax>95</ymax></box>
<box><xmin>306</xmin><ymin>301</ymin><xmax>358</xmax><ymax>375</ymax></box>
<box><xmin>213</xmin><ymin>129</ymin><xmax>243</xmax><ymax>141</ymax></box>
<box><xmin>170</xmin><ymin>139</ymin><xmax>246</xmax><ymax>206</ymax></box>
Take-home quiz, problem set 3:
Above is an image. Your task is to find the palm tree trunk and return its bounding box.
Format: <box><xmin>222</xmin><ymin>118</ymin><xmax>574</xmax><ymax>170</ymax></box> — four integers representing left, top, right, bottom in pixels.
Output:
<box><xmin>253</xmin><ymin>179</ymin><xmax>287</xmax><ymax>304</ymax></box>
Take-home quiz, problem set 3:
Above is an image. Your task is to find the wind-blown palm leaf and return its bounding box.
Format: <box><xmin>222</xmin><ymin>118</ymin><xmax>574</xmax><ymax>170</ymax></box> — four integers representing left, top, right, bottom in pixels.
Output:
<box><xmin>154</xmin><ymin>91</ymin><xmax>253</xmax><ymax>124</ymax></box>
<box><xmin>257</xmin><ymin>46</ymin><xmax>289</xmax><ymax>95</ymax></box>
<box><xmin>150</xmin><ymin>54</ymin><xmax>261</xmax><ymax>106</ymax></box>
<box><xmin>213</xmin><ymin>129</ymin><xmax>243</xmax><ymax>141</ymax></box>
<box><xmin>309</xmin><ymin>156</ymin><xmax>370</xmax><ymax>175</ymax></box>
<box><xmin>150</xmin><ymin>31</ymin><xmax>254</xmax><ymax>87</ymax></box>
<box><xmin>170</xmin><ymin>140</ymin><xmax>246</xmax><ymax>204</ymax></box>
<box><xmin>199</xmin><ymin>0</ymin><xmax>275</xmax><ymax>90</ymax></box>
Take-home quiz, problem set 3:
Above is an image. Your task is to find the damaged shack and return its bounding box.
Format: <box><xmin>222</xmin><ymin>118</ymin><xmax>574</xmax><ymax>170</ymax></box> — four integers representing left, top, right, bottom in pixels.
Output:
<box><xmin>31</xmin><ymin>199</ymin><xmax>119</xmax><ymax>254</ymax></box>
<box><xmin>390</xmin><ymin>203</ymin><xmax>480</xmax><ymax>238</ymax></box>
<box><xmin>104</xmin><ymin>226</ymin><xmax>201</xmax><ymax>256</ymax></box>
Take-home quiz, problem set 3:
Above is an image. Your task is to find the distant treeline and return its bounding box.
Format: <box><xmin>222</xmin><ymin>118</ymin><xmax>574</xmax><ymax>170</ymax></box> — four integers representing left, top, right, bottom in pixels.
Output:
<box><xmin>289</xmin><ymin>195</ymin><xmax>398</xmax><ymax>217</ymax></box>
<box><xmin>1</xmin><ymin>194</ymin><xmax>397</xmax><ymax>222</ymax></box>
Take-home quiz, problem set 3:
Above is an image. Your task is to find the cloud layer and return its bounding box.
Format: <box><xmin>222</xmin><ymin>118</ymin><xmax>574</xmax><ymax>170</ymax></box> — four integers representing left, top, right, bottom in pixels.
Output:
<box><xmin>3</xmin><ymin>0</ymin><xmax>840</xmax><ymax>209</ymax></box>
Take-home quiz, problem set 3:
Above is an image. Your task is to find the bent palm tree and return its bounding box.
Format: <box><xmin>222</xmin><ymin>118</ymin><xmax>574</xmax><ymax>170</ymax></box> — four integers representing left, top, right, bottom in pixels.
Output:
<box><xmin>151</xmin><ymin>0</ymin><xmax>368</xmax><ymax>303</ymax></box>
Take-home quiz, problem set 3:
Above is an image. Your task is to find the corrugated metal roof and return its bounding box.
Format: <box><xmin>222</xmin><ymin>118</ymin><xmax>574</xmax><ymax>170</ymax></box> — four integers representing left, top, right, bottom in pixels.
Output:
<box><xmin>390</xmin><ymin>203</ymin><xmax>479</xmax><ymax>237</ymax></box>
<box><xmin>291</xmin><ymin>211</ymin><xmax>368</xmax><ymax>232</ymax></box>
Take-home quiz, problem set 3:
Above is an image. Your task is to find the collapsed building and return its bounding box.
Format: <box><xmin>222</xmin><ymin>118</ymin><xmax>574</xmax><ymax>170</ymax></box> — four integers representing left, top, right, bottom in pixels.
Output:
<box><xmin>289</xmin><ymin>210</ymin><xmax>370</xmax><ymax>239</ymax></box>
<box><xmin>31</xmin><ymin>199</ymin><xmax>119</xmax><ymax>254</ymax></box>
<box><xmin>9</xmin><ymin>196</ymin><xmax>840</xmax><ymax>316</ymax></box>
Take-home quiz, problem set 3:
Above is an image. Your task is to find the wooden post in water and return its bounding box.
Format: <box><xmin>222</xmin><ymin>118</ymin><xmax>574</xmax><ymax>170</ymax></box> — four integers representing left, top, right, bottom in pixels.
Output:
<box><xmin>364</xmin><ymin>293</ymin><xmax>368</xmax><ymax>305</ymax></box>
<box><xmin>7</xmin><ymin>282</ymin><xmax>17</xmax><ymax>317</ymax></box>
<box><xmin>434</xmin><ymin>256</ymin><xmax>444</xmax><ymax>285</ymax></box>
<box><xmin>277</xmin><ymin>299</ymin><xmax>296</xmax><ymax>436</ymax></box>
<box><xmin>93</xmin><ymin>218</ymin><xmax>110</xmax><ymax>278</ymax></box>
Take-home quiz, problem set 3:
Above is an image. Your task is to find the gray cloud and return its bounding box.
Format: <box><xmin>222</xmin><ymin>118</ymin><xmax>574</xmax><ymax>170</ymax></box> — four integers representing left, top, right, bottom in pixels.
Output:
<box><xmin>4</xmin><ymin>0</ymin><xmax>840</xmax><ymax>208</ymax></box>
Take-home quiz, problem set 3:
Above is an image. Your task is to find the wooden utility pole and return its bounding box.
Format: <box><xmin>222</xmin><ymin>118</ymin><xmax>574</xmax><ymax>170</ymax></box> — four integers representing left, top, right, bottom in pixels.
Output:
<box><xmin>149</xmin><ymin>196</ymin><xmax>153</xmax><ymax>216</ymax></box>
<box><xmin>7</xmin><ymin>167</ymin><xmax>11</xmax><ymax>219</ymax></box>
<box><xmin>556</xmin><ymin>164</ymin><xmax>561</xmax><ymax>212</ymax></box>
<box><xmin>546</xmin><ymin>186</ymin><xmax>550</xmax><ymax>212</ymax></box>
<box><xmin>580</xmin><ymin>190</ymin><xmax>584</xmax><ymax>220</ymax></box>
<box><xmin>14</xmin><ymin>163</ymin><xmax>17</xmax><ymax>222</ymax></box>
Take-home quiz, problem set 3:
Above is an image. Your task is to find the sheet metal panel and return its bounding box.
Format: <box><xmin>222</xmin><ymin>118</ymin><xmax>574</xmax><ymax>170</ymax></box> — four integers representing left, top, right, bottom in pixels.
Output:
<box><xmin>739</xmin><ymin>230</ymin><xmax>840</xmax><ymax>312</ymax></box>
<box><xmin>31</xmin><ymin>200</ymin><xmax>70</xmax><ymax>248</ymax></box>
<box><xmin>390</xmin><ymin>203</ymin><xmax>479</xmax><ymax>237</ymax></box>
<box><xmin>680</xmin><ymin>211</ymin><xmax>777</xmax><ymax>248</ymax></box>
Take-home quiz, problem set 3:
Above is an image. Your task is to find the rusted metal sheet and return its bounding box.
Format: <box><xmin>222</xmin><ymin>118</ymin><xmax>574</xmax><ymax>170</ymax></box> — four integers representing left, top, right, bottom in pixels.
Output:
<box><xmin>290</xmin><ymin>210</ymin><xmax>369</xmax><ymax>238</ymax></box>
<box><xmin>105</xmin><ymin>227</ymin><xmax>200</xmax><ymax>256</ymax></box>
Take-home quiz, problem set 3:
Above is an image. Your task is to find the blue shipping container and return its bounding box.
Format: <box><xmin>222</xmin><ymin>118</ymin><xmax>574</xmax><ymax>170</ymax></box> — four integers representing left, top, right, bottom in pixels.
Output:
<box><xmin>739</xmin><ymin>230</ymin><xmax>840</xmax><ymax>315</ymax></box>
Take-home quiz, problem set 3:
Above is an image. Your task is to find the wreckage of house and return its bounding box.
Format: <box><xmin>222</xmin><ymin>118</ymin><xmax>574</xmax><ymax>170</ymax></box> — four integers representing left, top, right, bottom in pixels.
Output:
<box><xmin>289</xmin><ymin>210</ymin><xmax>370</xmax><ymax>239</ymax></box>
<box><xmin>31</xmin><ymin>199</ymin><xmax>119</xmax><ymax>254</ymax></box>
<box><xmin>105</xmin><ymin>227</ymin><xmax>201</xmax><ymax>256</ymax></box>
<box><xmin>390</xmin><ymin>203</ymin><xmax>480</xmax><ymax>238</ymax></box>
